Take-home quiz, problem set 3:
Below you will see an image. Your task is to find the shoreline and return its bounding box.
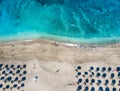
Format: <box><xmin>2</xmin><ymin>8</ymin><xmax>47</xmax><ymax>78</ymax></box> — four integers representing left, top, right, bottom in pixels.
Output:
<box><xmin>0</xmin><ymin>31</ymin><xmax>120</xmax><ymax>46</ymax></box>
<box><xmin>1</xmin><ymin>38</ymin><xmax>120</xmax><ymax>49</ymax></box>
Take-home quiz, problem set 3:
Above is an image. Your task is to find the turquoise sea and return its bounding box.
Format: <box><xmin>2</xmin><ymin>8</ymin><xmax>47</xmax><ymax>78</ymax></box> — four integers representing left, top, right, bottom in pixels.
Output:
<box><xmin>0</xmin><ymin>0</ymin><xmax>120</xmax><ymax>44</ymax></box>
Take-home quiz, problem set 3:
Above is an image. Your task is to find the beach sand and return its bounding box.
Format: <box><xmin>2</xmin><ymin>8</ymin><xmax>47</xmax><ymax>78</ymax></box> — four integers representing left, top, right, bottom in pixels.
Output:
<box><xmin>0</xmin><ymin>39</ymin><xmax>120</xmax><ymax>91</ymax></box>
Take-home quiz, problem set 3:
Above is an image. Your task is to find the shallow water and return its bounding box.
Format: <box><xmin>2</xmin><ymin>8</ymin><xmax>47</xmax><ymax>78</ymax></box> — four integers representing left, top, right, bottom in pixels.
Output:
<box><xmin>0</xmin><ymin>0</ymin><xmax>120</xmax><ymax>43</ymax></box>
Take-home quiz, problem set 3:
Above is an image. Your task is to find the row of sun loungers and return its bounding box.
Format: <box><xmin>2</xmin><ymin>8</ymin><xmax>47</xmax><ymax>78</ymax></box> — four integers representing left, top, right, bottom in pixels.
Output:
<box><xmin>76</xmin><ymin>66</ymin><xmax>120</xmax><ymax>91</ymax></box>
<box><xmin>0</xmin><ymin>64</ymin><xmax>27</xmax><ymax>91</ymax></box>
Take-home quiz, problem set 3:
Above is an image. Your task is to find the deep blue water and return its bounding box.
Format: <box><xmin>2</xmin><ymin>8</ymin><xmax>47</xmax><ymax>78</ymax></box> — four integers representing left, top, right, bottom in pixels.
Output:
<box><xmin>0</xmin><ymin>0</ymin><xmax>120</xmax><ymax>43</ymax></box>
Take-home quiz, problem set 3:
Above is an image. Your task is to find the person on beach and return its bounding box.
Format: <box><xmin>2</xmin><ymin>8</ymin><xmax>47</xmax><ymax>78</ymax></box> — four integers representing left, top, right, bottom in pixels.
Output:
<box><xmin>33</xmin><ymin>76</ymin><xmax>38</xmax><ymax>82</ymax></box>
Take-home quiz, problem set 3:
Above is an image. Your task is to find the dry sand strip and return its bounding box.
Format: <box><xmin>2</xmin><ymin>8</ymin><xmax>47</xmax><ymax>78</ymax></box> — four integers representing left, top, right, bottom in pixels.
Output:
<box><xmin>0</xmin><ymin>39</ymin><xmax>120</xmax><ymax>64</ymax></box>
<box><xmin>0</xmin><ymin>39</ymin><xmax>119</xmax><ymax>91</ymax></box>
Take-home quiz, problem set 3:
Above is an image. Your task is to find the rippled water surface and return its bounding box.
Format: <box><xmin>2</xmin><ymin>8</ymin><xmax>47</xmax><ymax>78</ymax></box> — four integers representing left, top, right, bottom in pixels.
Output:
<box><xmin>0</xmin><ymin>0</ymin><xmax>120</xmax><ymax>43</ymax></box>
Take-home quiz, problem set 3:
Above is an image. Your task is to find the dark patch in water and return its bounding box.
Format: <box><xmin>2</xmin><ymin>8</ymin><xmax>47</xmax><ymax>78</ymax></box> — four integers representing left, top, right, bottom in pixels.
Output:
<box><xmin>35</xmin><ymin>0</ymin><xmax>65</xmax><ymax>5</ymax></box>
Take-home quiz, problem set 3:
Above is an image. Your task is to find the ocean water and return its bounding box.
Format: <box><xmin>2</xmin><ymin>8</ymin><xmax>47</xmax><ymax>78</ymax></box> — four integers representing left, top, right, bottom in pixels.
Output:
<box><xmin>0</xmin><ymin>0</ymin><xmax>120</xmax><ymax>44</ymax></box>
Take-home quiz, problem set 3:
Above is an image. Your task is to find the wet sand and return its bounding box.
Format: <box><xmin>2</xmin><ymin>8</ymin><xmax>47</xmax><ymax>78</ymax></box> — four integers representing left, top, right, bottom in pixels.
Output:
<box><xmin>0</xmin><ymin>39</ymin><xmax>120</xmax><ymax>91</ymax></box>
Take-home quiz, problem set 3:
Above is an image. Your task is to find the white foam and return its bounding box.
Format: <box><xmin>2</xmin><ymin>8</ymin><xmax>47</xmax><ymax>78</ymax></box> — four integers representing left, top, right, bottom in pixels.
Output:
<box><xmin>55</xmin><ymin>42</ymin><xmax>78</xmax><ymax>47</ymax></box>
<box><xmin>24</xmin><ymin>40</ymin><xmax>33</xmax><ymax>42</ymax></box>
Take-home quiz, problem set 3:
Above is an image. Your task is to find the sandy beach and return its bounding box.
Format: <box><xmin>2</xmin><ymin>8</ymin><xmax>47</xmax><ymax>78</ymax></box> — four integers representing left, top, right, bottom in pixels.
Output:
<box><xmin>1</xmin><ymin>0</ymin><xmax>120</xmax><ymax>90</ymax></box>
<box><xmin>0</xmin><ymin>39</ymin><xmax>120</xmax><ymax>91</ymax></box>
